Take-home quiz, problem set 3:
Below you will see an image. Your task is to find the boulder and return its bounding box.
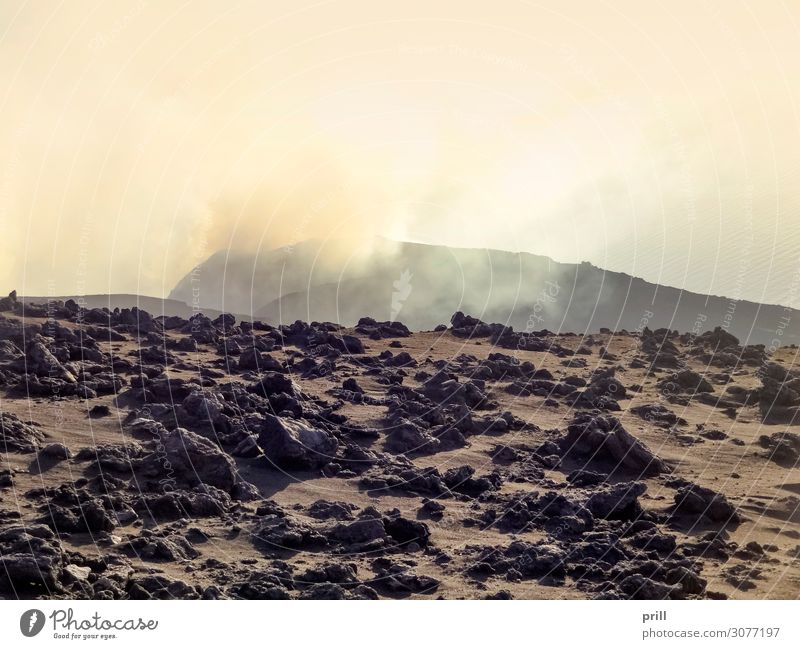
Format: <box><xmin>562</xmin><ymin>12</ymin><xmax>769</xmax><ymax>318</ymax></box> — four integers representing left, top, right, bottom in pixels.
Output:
<box><xmin>330</xmin><ymin>334</ymin><xmax>364</xmax><ymax>355</ymax></box>
<box><xmin>658</xmin><ymin>369</ymin><xmax>714</xmax><ymax>395</ymax></box>
<box><xmin>618</xmin><ymin>574</ymin><xmax>682</xmax><ymax>600</ymax></box>
<box><xmin>181</xmin><ymin>389</ymin><xmax>227</xmax><ymax>427</ymax></box>
<box><xmin>142</xmin><ymin>427</ymin><xmax>257</xmax><ymax>499</ymax></box>
<box><xmin>584</xmin><ymin>481</ymin><xmax>646</xmax><ymax>520</ymax></box>
<box><xmin>256</xmin><ymin>415</ymin><xmax>338</xmax><ymax>469</ymax></box>
<box><xmin>0</xmin><ymin>412</ymin><xmax>46</xmax><ymax>453</ymax></box>
<box><xmin>630</xmin><ymin>403</ymin><xmax>685</xmax><ymax>428</ymax></box>
<box><xmin>237</xmin><ymin>348</ymin><xmax>282</xmax><ymax>372</ymax></box>
<box><xmin>25</xmin><ymin>336</ymin><xmax>76</xmax><ymax>382</ymax></box>
<box><xmin>560</xmin><ymin>413</ymin><xmax>666</xmax><ymax>476</ymax></box>
<box><xmin>384</xmin><ymin>418</ymin><xmax>440</xmax><ymax>455</ymax></box>
<box><xmin>248</xmin><ymin>372</ymin><xmax>298</xmax><ymax>398</ymax></box>
<box><xmin>671</xmin><ymin>482</ymin><xmax>740</xmax><ymax>525</ymax></box>
<box><xmin>39</xmin><ymin>442</ymin><xmax>72</xmax><ymax>460</ymax></box>
<box><xmin>758</xmin><ymin>432</ymin><xmax>800</xmax><ymax>467</ymax></box>
<box><xmin>383</xmin><ymin>515</ymin><xmax>430</xmax><ymax>548</ymax></box>
<box><xmin>332</xmin><ymin>518</ymin><xmax>387</xmax><ymax>545</ymax></box>
<box><xmin>355</xmin><ymin>317</ymin><xmax>411</xmax><ymax>339</ymax></box>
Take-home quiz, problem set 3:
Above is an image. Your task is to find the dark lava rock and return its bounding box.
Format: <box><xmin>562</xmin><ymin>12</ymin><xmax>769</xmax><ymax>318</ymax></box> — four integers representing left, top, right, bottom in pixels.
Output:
<box><xmin>296</xmin><ymin>561</ymin><xmax>359</xmax><ymax>586</ymax></box>
<box><xmin>0</xmin><ymin>524</ymin><xmax>68</xmax><ymax>594</ymax></box>
<box><xmin>560</xmin><ymin>413</ymin><xmax>666</xmax><ymax>476</ymax></box>
<box><xmin>566</xmin><ymin>469</ymin><xmax>605</xmax><ymax>487</ymax></box>
<box><xmin>0</xmin><ymin>412</ymin><xmax>46</xmax><ymax>453</ymax></box>
<box><xmin>384</xmin><ymin>418</ymin><xmax>440</xmax><ymax>455</ymax></box>
<box><xmin>587</xmin><ymin>368</ymin><xmax>627</xmax><ymax>399</ymax></box>
<box><xmin>370</xmin><ymin>558</ymin><xmax>440</xmax><ymax>595</ymax></box>
<box><xmin>43</xmin><ymin>489</ymin><xmax>116</xmax><ymax>535</ymax></box>
<box><xmin>332</xmin><ymin>517</ymin><xmax>387</xmax><ymax>545</ymax></box>
<box><xmin>756</xmin><ymin>363</ymin><xmax>800</xmax><ymax>422</ymax></box>
<box><xmin>584</xmin><ymin>482</ymin><xmax>646</xmax><ymax>520</ymax></box>
<box><xmin>141</xmin><ymin>426</ymin><xmax>258</xmax><ymax>499</ymax></box>
<box><xmin>253</xmin><ymin>513</ymin><xmax>326</xmax><ymax>551</ymax></box>
<box><xmin>24</xmin><ymin>336</ymin><xmax>76</xmax><ymax>382</ymax></box>
<box><xmin>420</xmin><ymin>498</ymin><xmax>445</xmax><ymax>517</ymax></box>
<box><xmin>658</xmin><ymin>369</ymin><xmax>714</xmax><ymax>395</ymax></box>
<box><xmin>128</xmin><ymin>574</ymin><xmax>199</xmax><ymax>600</ymax></box>
<box><xmin>442</xmin><ymin>465</ymin><xmax>500</xmax><ymax>497</ymax></box>
<box><xmin>630</xmin><ymin>403</ymin><xmax>685</xmax><ymax>428</ymax></box>
<box><xmin>132</xmin><ymin>487</ymin><xmax>232</xmax><ymax>519</ymax></box>
<box><xmin>617</xmin><ymin>574</ymin><xmax>682</xmax><ymax>600</ymax></box>
<box><xmin>237</xmin><ymin>348</ymin><xmax>282</xmax><ymax>372</ymax></box>
<box><xmin>420</xmin><ymin>371</ymin><xmax>487</xmax><ymax>408</ymax></box>
<box><xmin>227</xmin><ymin>568</ymin><xmax>293</xmax><ymax>600</ymax></box>
<box><xmin>39</xmin><ymin>442</ymin><xmax>72</xmax><ymax>460</ymax></box>
<box><xmin>248</xmin><ymin>371</ymin><xmax>297</xmax><ymax>399</ymax></box>
<box><xmin>89</xmin><ymin>404</ymin><xmax>111</xmax><ymax>418</ymax></box>
<box><xmin>665</xmin><ymin>566</ymin><xmax>707</xmax><ymax>596</ymax></box>
<box><xmin>639</xmin><ymin>333</ymin><xmax>682</xmax><ymax>369</ymax></box>
<box><xmin>698</xmin><ymin>427</ymin><xmax>728</xmax><ymax>441</ymax></box>
<box><xmin>696</xmin><ymin>327</ymin><xmax>739</xmax><ymax>350</ymax></box>
<box><xmin>330</xmin><ymin>334</ymin><xmax>364</xmax><ymax>355</ymax></box>
<box><xmin>180</xmin><ymin>389</ymin><xmax>229</xmax><ymax>430</ymax></box>
<box><xmin>355</xmin><ymin>317</ymin><xmax>411</xmax><ymax>339</ymax></box>
<box><xmin>626</xmin><ymin>528</ymin><xmax>677</xmax><ymax>555</ymax></box>
<box><xmin>76</xmin><ymin>442</ymin><xmax>144</xmax><ymax>473</ymax></box>
<box><xmin>0</xmin><ymin>469</ymin><xmax>14</xmax><ymax>488</ymax></box>
<box><xmin>449</xmin><ymin>312</ymin><xmax>500</xmax><ymax>338</ymax></box>
<box><xmin>758</xmin><ymin>431</ymin><xmax>800</xmax><ymax>467</ymax></box>
<box><xmin>256</xmin><ymin>414</ymin><xmax>339</xmax><ymax>469</ymax></box>
<box><xmin>681</xmin><ymin>531</ymin><xmax>737</xmax><ymax>560</ymax></box>
<box><xmin>342</xmin><ymin>377</ymin><xmax>363</xmax><ymax>394</ymax></box>
<box><xmin>122</xmin><ymin>531</ymin><xmax>199</xmax><ymax>562</ymax></box>
<box><xmin>307</xmin><ymin>500</ymin><xmax>358</xmax><ymax>521</ymax></box>
<box><xmin>489</xmin><ymin>491</ymin><xmax>594</xmax><ymax>537</ymax></box>
<box><xmin>383</xmin><ymin>513</ymin><xmax>430</xmax><ymax>548</ymax></box>
<box><xmin>671</xmin><ymin>481</ymin><xmax>740</xmax><ymax>526</ymax></box>
<box><xmin>359</xmin><ymin>461</ymin><xmax>449</xmax><ymax>497</ymax></box>
<box><xmin>470</xmin><ymin>540</ymin><xmax>567</xmax><ymax>582</ymax></box>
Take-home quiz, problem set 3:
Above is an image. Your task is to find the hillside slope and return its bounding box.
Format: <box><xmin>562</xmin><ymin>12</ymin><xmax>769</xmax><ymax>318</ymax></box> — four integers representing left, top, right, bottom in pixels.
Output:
<box><xmin>170</xmin><ymin>239</ymin><xmax>800</xmax><ymax>346</ymax></box>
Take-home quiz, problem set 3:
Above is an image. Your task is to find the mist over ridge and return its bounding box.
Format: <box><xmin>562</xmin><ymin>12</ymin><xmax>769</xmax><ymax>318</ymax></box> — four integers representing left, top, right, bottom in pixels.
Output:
<box><xmin>169</xmin><ymin>237</ymin><xmax>800</xmax><ymax>347</ymax></box>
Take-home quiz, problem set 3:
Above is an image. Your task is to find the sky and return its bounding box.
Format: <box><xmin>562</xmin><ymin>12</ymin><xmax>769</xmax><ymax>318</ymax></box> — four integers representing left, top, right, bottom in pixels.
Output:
<box><xmin>1</xmin><ymin>0</ymin><xmax>799</xmax><ymax>306</ymax></box>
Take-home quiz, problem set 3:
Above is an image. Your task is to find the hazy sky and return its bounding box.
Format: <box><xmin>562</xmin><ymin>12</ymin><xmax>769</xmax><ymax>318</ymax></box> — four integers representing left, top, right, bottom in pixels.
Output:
<box><xmin>2</xmin><ymin>0</ymin><xmax>799</xmax><ymax>306</ymax></box>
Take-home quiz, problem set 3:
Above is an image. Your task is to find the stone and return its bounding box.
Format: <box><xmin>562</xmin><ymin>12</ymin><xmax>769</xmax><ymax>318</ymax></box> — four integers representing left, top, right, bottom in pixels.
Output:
<box><xmin>383</xmin><ymin>515</ymin><xmax>430</xmax><ymax>548</ymax></box>
<box><xmin>0</xmin><ymin>524</ymin><xmax>65</xmax><ymax>593</ymax></box>
<box><xmin>89</xmin><ymin>404</ymin><xmax>111</xmax><ymax>418</ymax></box>
<box><xmin>665</xmin><ymin>566</ymin><xmax>707</xmax><ymax>596</ymax></box>
<box><xmin>671</xmin><ymin>482</ymin><xmax>740</xmax><ymax>525</ymax></box>
<box><xmin>25</xmin><ymin>336</ymin><xmax>76</xmax><ymax>382</ymax></box>
<box><xmin>0</xmin><ymin>412</ymin><xmax>46</xmax><ymax>453</ymax></box>
<box><xmin>39</xmin><ymin>442</ymin><xmax>72</xmax><ymax>460</ymax></box>
<box><xmin>306</xmin><ymin>499</ymin><xmax>357</xmax><ymax>521</ymax></box>
<box><xmin>560</xmin><ymin>413</ymin><xmax>666</xmax><ymax>476</ymax></box>
<box><xmin>617</xmin><ymin>574</ymin><xmax>682</xmax><ymax>600</ymax></box>
<box><xmin>142</xmin><ymin>427</ymin><xmax>257</xmax><ymax>499</ymax></box>
<box><xmin>584</xmin><ymin>482</ymin><xmax>646</xmax><ymax>520</ymax></box>
<box><xmin>257</xmin><ymin>414</ymin><xmax>339</xmax><ymax>469</ymax></box>
<box><xmin>758</xmin><ymin>432</ymin><xmax>800</xmax><ymax>466</ymax></box>
<box><xmin>659</xmin><ymin>369</ymin><xmax>714</xmax><ymax>395</ymax></box>
<box><xmin>630</xmin><ymin>403</ymin><xmax>685</xmax><ymax>428</ymax></box>
<box><xmin>332</xmin><ymin>518</ymin><xmax>387</xmax><ymax>545</ymax></box>
<box><xmin>384</xmin><ymin>418</ymin><xmax>440</xmax><ymax>455</ymax></box>
<box><xmin>370</xmin><ymin>558</ymin><xmax>440</xmax><ymax>594</ymax></box>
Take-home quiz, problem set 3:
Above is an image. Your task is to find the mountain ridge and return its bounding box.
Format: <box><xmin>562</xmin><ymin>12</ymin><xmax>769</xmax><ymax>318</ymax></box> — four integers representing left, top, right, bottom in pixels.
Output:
<box><xmin>166</xmin><ymin>238</ymin><xmax>800</xmax><ymax>346</ymax></box>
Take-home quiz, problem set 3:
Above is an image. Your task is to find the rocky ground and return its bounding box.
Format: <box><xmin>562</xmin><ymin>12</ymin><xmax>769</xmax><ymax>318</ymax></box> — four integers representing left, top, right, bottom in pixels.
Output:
<box><xmin>1</xmin><ymin>291</ymin><xmax>799</xmax><ymax>600</ymax></box>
